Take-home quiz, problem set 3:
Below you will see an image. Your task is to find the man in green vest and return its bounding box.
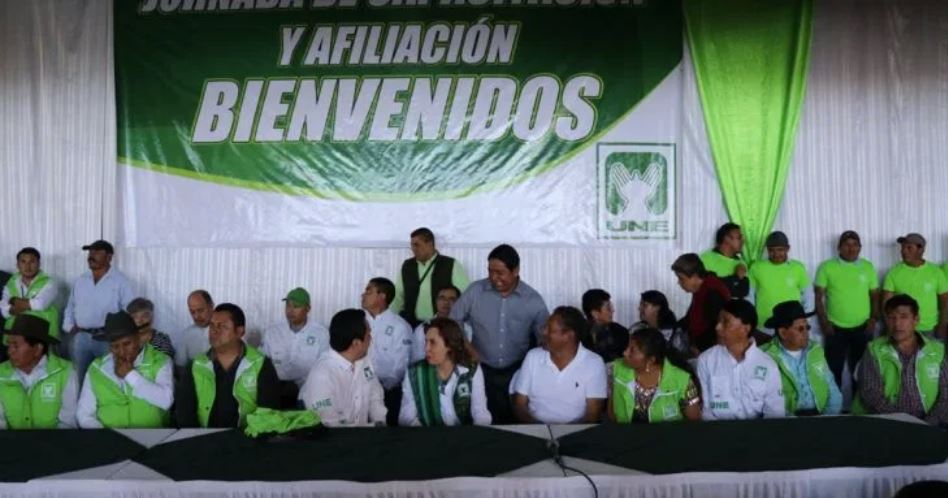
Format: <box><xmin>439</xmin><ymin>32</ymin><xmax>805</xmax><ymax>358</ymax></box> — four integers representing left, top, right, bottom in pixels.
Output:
<box><xmin>175</xmin><ymin>303</ymin><xmax>280</xmax><ymax>428</ymax></box>
<box><xmin>2</xmin><ymin>247</ymin><xmax>60</xmax><ymax>340</ymax></box>
<box><xmin>391</xmin><ymin>227</ymin><xmax>470</xmax><ymax>328</ymax></box>
<box><xmin>761</xmin><ymin>301</ymin><xmax>841</xmax><ymax>416</ymax></box>
<box><xmin>0</xmin><ymin>313</ymin><xmax>77</xmax><ymax>429</ymax></box>
<box><xmin>76</xmin><ymin>311</ymin><xmax>174</xmax><ymax>428</ymax></box>
<box><xmin>700</xmin><ymin>223</ymin><xmax>749</xmax><ymax>298</ymax></box>
<box><xmin>856</xmin><ymin>294</ymin><xmax>948</xmax><ymax>424</ymax></box>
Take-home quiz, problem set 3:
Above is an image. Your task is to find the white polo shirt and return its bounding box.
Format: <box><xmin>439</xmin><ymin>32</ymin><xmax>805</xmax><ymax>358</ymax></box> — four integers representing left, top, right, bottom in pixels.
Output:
<box><xmin>512</xmin><ymin>344</ymin><xmax>608</xmax><ymax>424</ymax></box>
<box><xmin>260</xmin><ymin>319</ymin><xmax>329</xmax><ymax>386</ymax></box>
<box><xmin>365</xmin><ymin>309</ymin><xmax>413</xmax><ymax>390</ymax></box>
<box><xmin>696</xmin><ymin>340</ymin><xmax>786</xmax><ymax>420</ymax></box>
<box><xmin>298</xmin><ymin>350</ymin><xmax>387</xmax><ymax>427</ymax></box>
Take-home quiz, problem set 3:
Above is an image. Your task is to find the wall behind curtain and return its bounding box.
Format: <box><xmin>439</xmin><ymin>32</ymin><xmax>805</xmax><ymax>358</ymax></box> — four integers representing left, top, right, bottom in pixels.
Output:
<box><xmin>1</xmin><ymin>0</ymin><xmax>947</xmax><ymax>338</ymax></box>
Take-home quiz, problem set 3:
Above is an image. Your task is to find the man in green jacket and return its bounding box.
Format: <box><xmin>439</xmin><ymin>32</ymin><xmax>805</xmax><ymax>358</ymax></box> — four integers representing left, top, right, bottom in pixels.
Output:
<box><xmin>76</xmin><ymin>311</ymin><xmax>174</xmax><ymax>428</ymax></box>
<box><xmin>0</xmin><ymin>313</ymin><xmax>77</xmax><ymax>428</ymax></box>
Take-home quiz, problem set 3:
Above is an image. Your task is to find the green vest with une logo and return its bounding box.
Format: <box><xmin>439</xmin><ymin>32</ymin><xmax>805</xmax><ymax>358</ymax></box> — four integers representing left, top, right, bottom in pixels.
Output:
<box><xmin>89</xmin><ymin>344</ymin><xmax>170</xmax><ymax>428</ymax></box>
<box><xmin>761</xmin><ymin>341</ymin><xmax>831</xmax><ymax>413</ymax></box>
<box><xmin>612</xmin><ymin>359</ymin><xmax>692</xmax><ymax>423</ymax></box>
<box><xmin>853</xmin><ymin>335</ymin><xmax>944</xmax><ymax>415</ymax></box>
<box><xmin>0</xmin><ymin>354</ymin><xmax>72</xmax><ymax>429</ymax></box>
<box><xmin>4</xmin><ymin>273</ymin><xmax>60</xmax><ymax>339</ymax></box>
<box><xmin>192</xmin><ymin>345</ymin><xmax>264</xmax><ymax>428</ymax></box>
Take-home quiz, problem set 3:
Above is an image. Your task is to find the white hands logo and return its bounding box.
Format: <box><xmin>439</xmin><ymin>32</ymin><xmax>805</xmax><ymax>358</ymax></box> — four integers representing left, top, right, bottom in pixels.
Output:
<box><xmin>609</xmin><ymin>161</ymin><xmax>664</xmax><ymax>218</ymax></box>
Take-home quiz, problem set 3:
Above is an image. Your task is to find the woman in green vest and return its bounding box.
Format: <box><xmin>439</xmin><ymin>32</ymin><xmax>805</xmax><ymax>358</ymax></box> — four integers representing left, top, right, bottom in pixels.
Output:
<box><xmin>399</xmin><ymin>317</ymin><xmax>491</xmax><ymax>426</ymax></box>
<box><xmin>608</xmin><ymin>327</ymin><xmax>701</xmax><ymax>423</ymax></box>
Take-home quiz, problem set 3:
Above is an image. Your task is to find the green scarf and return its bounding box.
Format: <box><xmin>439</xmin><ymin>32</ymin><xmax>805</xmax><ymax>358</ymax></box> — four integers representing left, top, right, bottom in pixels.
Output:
<box><xmin>407</xmin><ymin>361</ymin><xmax>476</xmax><ymax>426</ymax></box>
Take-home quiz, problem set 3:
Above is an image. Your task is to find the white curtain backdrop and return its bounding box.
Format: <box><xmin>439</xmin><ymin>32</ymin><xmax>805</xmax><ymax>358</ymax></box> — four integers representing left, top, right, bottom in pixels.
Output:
<box><xmin>2</xmin><ymin>0</ymin><xmax>948</xmax><ymax>340</ymax></box>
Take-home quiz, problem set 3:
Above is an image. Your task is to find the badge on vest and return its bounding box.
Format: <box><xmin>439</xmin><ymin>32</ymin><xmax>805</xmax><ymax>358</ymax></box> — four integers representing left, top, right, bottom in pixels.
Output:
<box><xmin>662</xmin><ymin>403</ymin><xmax>677</xmax><ymax>419</ymax></box>
<box><xmin>242</xmin><ymin>375</ymin><xmax>257</xmax><ymax>389</ymax></box>
<box><xmin>41</xmin><ymin>383</ymin><xmax>56</xmax><ymax>401</ymax></box>
<box><xmin>927</xmin><ymin>364</ymin><xmax>940</xmax><ymax>379</ymax></box>
<box><xmin>753</xmin><ymin>366</ymin><xmax>768</xmax><ymax>380</ymax></box>
<box><xmin>457</xmin><ymin>383</ymin><xmax>471</xmax><ymax>397</ymax></box>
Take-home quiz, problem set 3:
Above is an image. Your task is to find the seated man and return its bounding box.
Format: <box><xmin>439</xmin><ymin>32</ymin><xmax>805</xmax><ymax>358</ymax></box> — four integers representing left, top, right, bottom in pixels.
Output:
<box><xmin>299</xmin><ymin>309</ymin><xmax>386</xmax><ymax>427</ymax></box>
<box><xmin>261</xmin><ymin>287</ymin><xmax>328</xmax><ymax>408</ymax></box>
<box><xmin>0</xmin><ymin>313</ymin><xmax>78</xmax><ymax>429</ymax></box>
<box><xmin>176</xmin><ymin>303</ymin><xmax>280</xmax><ymax>428</ymax></box>
<box><xmin>696</xmin><ymin>299</ymin><xmax>785</xmax><ymax>420</ymax></box>
<box><xmin>76</xmin><ymin>311</ymin><xmax>174</xmax><ymax>428</ymax></box>
<box><xmin>855</xmin><ymin>294</ymin><xmax>948</xmax><ymax>424</ymax></box>
<box><xmin>362</xmin><ymin>277</ymin><xmax>412</xmax><ymax>425</ymax></box>
<box><xmin>512</xmin><ymin>306</ymin><xmax>607</xmax><ymax>424</ymax></box>
<box><xmin>581</xmin><ymin>288</ymin><xmax>629</xmax><ymax>363</ymax></box>
<box><xmin>761</xmin><ymin>301</ymin><xmax>842</xmax><ymax>416</ymax></box>
<box><xmin>2</xmin><ymin>247</ymin><xmax>60</xmax><ymax>340</ymax></box>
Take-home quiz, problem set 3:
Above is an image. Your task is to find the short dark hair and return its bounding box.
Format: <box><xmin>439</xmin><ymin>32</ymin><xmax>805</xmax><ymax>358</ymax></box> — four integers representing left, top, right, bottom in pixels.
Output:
<box><xmin>884</xmin><ymin>294</ymin><xmax>919</xmax><ymax>316</ymax></box>
<box><xmin>23</xmin><ymin>336</ymin><xmax>47</xmax><ymax>355</ymax></box>
<box><xmin>671</xmin><ymin>253</ymin><xmax>706</xmax><ymax>277</ymax></box>
<box><xmin>722</xmin><ymin>299</ymin><xmax>758</xmax><ymax>333</ymax></box>
<box><xmin>550</xmin><ymin>306</ymin><xmax>589</xmax><ymax>345</ymax></box>
<box><xmin>410</xmin><ymin>227</ymin><xmax>435</xmax><ymax>243</ymax></box>
<box><xmin>190</xmin><ymin>289</ymin><xmax>213</xmax><ymax>306</ymax></box>
<box><xmin>214</xmin><ymin>303</ymin><xmax>246</xmax><ymax>328</ymax></box>
<box><xmin>369</xmin><ymin>277</ymin><xmax>396</xmax><ymax>306</ymax></box>
<box><xmin>640</xmin><ymin>290</ymin><xmax>677</xmax><ymax>329</ymax></box>
<box><xmin>581</xmin><ymin>289</ymin><xmax>611</xmax><ymax>321</ymax></box>
<box><xmin>714</xmin><ymin>223</ymin><xmax>741</xmax><ymax>246</ymax></box>
<box><xmin>488</xmin><ymin>244</ymin><xmax>520</xmax><ymax>271</ymax></box>
<box><xmin>16</xmin><ymin>247</ymin><xmax>40</xmax><ymax>261</ymax></box>
<box><xmin>329</xmin><ymin>309</ymin><xmax>369</xmax><ymax>352</ymax></box>
<box><xmin>436</xmin><ymin>284</ymin><xmax>461</xmax><ymax>298</ymax></box>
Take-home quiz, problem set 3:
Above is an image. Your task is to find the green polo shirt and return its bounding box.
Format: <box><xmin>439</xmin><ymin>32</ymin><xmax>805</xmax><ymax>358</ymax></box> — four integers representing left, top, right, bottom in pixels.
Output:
<box><xmin>392</xmin><ymin>257</ymin><xmax>470</xmax><ymax>322</ymax></box>
<box><xmin>882</xmin><ymin>262</ymin><xmax>948</xmax><ymax>331</ymax></box>
<box><xmin>749</xmin><ymin>259</ymin><xmax>811</xmax><ymax>327</ymax></box>
<box><xmin>700</xmin><ymin>249</ymin><xmax>743</xmax><ymax>278</ymax></box>
<box><xmin>814</xmin><ymin>257</ymin><xmax>879</xmax><ymax>328</ymax></box>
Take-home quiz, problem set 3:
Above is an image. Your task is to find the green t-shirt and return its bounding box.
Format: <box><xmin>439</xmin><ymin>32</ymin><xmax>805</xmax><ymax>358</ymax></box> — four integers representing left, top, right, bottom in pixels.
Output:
<box><xmin>749</xmin><ymin>259</ymin><xmax>811</xmax><ymax>327</ymax></box>
<box><xmin>814</xmin><ymin>257</ymin><xmax>879</xmax><ymax>328</ymax></box>
<box><xmin>700</xmin><ymin>249</ymin><xmax>743</xmax><ymax>278</ymax></box>
<box><xmin>882</xmin><ymin>262</ymin><xmax>948</xmax><ymax>331</ymax></box>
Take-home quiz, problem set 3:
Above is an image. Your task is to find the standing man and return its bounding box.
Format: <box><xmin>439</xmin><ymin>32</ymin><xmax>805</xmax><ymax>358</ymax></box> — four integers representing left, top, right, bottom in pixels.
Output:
<box><xmin>174</xmin><ymin>290</ymin><xmax>214</xmax><ymax>368</ymax></box>
<box><xmin>362</xmin><ymin>277</ymin><xmax>413</xmax><ymax>425</ymax></box>
<box><xmin>748</xmin><ymin>231</ymin><xmax>811</xmax><ymax>334</ymax></box>
<box><xmin>176</xmin><ymin>303</ymin><xmax>281</xmax><ymax>428</ymax></box>
<box><xmin>700</xmin><ymin>223</ymin><xmax>749</xmax><ymax>298</ymax></box>
<box><xmin>0</xmin><ymin>313</ymin><xmax>78</xmax><ymax>429</ymax></box>
<box><xmin>76</xmin><ymin>311</ymin><xmax>173</xmax><ymax>428</ymax></box>
<box><xmin>62</xmin><ymin>240</ymin><xmax>136</xmax><ymax>381</ymax></box>
<box><xmin>2</xmin><ymin>247</ymin><xmax>60</xmax><ymax>340</ymax></box>
<box><xmin>451</xmin><ymin>244</ymin><xmax>550</xmax><ymax>424</ymax></box>
<box><xmin>260</xmin><ymin>287</ymin><xmax>329</xmax><ymax>407</ymax></box>
<box><xmin>882</xmin><ymin>233</ymin><xmax>948</xmax><ymax>338</ymax></box>
<box><xmin>392</xmin><ymin>228</ymin><xmax>469</xmax><ymax>328</ymax></box>
<box><xmin>814</xmin><ymin>231</ymin><xmax>879</xmax><ymax>388</ymax></box>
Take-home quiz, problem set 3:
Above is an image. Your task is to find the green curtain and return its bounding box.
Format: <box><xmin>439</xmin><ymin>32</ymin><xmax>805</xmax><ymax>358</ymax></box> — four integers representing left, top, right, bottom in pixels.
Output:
<box><xmin>684</xmin><ymin>0</ymin><xmax>813</xmax><ymax>262</ymax></box>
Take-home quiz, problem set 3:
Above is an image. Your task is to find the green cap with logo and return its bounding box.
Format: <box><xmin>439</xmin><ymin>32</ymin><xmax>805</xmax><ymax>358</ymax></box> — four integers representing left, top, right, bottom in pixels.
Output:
<box><xmin>283</xmin><ymin>287</ymin><xmax>310</xmax><ymax>307</ymax></box>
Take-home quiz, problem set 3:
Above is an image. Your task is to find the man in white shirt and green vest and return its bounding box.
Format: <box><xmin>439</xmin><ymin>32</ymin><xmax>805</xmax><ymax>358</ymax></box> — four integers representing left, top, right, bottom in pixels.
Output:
<box><xmin>391</xmin><ymin>228</ymin><xmax>469</xmax><ymax>328</ymax></box>
<box><xmin>176</xmin><ymin>303</ymin><xmax>281</xmax><ymax>428</ymax></box>
<box><xmin>2</xmin><ymin>247</ymin><xmax>60</xmax><ymax>341</ymax></box>
<box><xmin>76</xmin><ymin>311</ymin><xmax>174</xmax><ymax>428</ymax></box>
<box><xmin>0</xmin><ymin>313</ymin><xmax>78</xmax><ymax>429</ymax></box>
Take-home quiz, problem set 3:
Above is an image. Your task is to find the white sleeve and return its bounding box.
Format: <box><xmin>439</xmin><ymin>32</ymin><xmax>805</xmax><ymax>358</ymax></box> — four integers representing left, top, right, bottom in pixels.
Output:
<box><xmin>762</xmin><ymin>360</ymin><xmax>787</xmax><ymax>418</ymax></box>
<box><xmin>398</xmin><ymin>373</ymin><xmax>420</xmax><ymax>426</ymax></box>
<box><xmin>1</xmin><ymin>282</ymin><xmax>12</xmax><ymax>320</ymax></box>
<box><xmin>696</xmin><ymin>355</ymin><xmax>717</xmax><ymax>421</ymax></box>
<box><xmin>368</xmin><ymin>376</ymin><xmax>387</xmax><ymax>425</ymax></box>
<box><xmin>585</xmin><ymin>358</ymin><xmax>608</xmax><ymax>399</ymax></box>
<box><xmin>411</xmin><ymin>324</ymin><xmax>426</xmax><ymax>363</ymax></box>
<box><xmin>62</xmin><ymin>283</ymin><xmax>77</xmax><ymax>333</ymax></box>
<box><xmin>511</xmin><ymin>353</ymin><xmax>533</xmax><ymax>395</ymax></box>
<box><xmin>299</xmin><ymin>367</ymin><xmax>344</xmax><ymax>427</ymax></box>
<box><xmin>58</xmin><ymin>368</ymin><xmax>80</xmax><ymax>429</ymax></box>
<box><xmin>124</xmin><ymin>362</ymin><xmax>174</xmax><ymax>411</ymax></box>
<box><xmin>76</xmin><ymin>371</ymin><xmax>103</xmax><ymax>429</ymax></box>
<box><xmin>29</xmin><ymin>280</ymin><xmax>58</xmax><ymax>312</ymax></box>
<box><xmin>471</xmin><ymin>366</ymin><xmax>492</xmax><ymax>426</ymax></box>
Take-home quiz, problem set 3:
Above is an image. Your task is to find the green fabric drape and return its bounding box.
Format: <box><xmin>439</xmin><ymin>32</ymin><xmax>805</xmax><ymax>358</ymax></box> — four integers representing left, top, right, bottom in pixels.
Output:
<box><xmin>684</xmin><ymin>0</ymin><xmax>813</xmax><ymax>262</ymax></box>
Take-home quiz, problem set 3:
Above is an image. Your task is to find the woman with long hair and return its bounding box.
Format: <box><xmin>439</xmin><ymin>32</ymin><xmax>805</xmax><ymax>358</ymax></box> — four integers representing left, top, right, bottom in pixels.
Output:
<box><xmin>399</xmin><ymin>317</ymin><xmax>491</xmax><ymax>426</ymax></box>
<box><xmin>608</xmin><ymin>327</ymin><xmax>701</xmax><ymax>423</ymax></box>
<box><xmin>629</xmin><ymin>290</ymin><xmax>690</xmax><ymax>357</ymax></box>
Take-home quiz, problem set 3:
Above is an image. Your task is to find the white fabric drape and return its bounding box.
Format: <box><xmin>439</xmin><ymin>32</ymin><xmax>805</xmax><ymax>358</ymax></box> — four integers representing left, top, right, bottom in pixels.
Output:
<box><xmin>3</xmin><ymin>0</ymin><xmax>948</xmax><ymax>340</ymax></box>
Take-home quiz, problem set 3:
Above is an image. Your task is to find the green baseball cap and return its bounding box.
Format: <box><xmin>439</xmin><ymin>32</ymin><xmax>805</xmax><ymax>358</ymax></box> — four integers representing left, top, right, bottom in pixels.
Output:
<box><xmin>283</xmin><ymin>287</ymin><xmax>310</xmax><ymax>306</ymax></box>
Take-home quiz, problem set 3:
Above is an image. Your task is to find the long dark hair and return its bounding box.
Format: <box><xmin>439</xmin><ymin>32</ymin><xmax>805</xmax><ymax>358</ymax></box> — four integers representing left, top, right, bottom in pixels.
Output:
<box><xmin>629</xmin><ymin>327</ymin><xmax>697</xmax><ymax>382</ymax></box>
<box><xmin>640</xmin><ymin>290</ymin><xmax>677</xmax><ymax>329</ymax></box>
<box><xmin>426</xmin><ymin>317</ymin><xmax>473</xmax><ymax>367</ymax></box>
<box><xmin>550</xmin><ymin>306</ymin><xmax>591</xmax><ymax>347</ymax></box>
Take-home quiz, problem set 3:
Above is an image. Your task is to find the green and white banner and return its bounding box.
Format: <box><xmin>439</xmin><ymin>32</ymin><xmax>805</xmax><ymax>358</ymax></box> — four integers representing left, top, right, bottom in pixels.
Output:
<box><xmin>116</xmin><ymin>0</ymin><xmax>681</xmax><ymax>247</ymax></box>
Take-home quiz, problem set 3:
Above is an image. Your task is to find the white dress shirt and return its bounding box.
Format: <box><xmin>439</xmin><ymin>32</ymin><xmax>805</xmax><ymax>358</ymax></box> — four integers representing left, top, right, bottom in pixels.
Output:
<box><xmin>0</xmin><ymin>355</ymin><xmax>79</xmax><ymax>429</ymax></box>
<box><xmin>512</xmin><ymin>344</ymin><xmax>608</xmax><ymax>424</ymax></box>
<box><xmin>365</xmin><ymin>308</ymin><xmax>413</xmax><ymax>390</ymax></box>
<box><xmin>298</xmin><ymin>350</ymin><xmax>386</xmax><ymax>427</ymax></box>
<box><xmin>172</xmin><ymin>324</ymin><xmax>210</xmax><ymax>367</ymax></box>
<box><xmin>696</xmin><ymin>340</ymin><xmax>786</xmax><ymax>420</ymax></box>
<box><xmin>261</xmin><ymin>318</ymin><xmax>329</xmax><ymax>386</ymax></box>
<box><xmin>1</xmin><ymin>273</ymin><xmax>58</xmax><ymax>320</ymax></box>
<box><xmin>398</xmin><ymin>364</ymin><xmax>492</xmax><ymax>426</ymax></box>
<box><xmin>62</xmin><ymin>267</ymin><xmax>135</xmax><ymax>331</ymax></box>
<box><xmin>76</xmin><ymin>348</ymin><xmax>174</xmax><ymax>428</ymax></box>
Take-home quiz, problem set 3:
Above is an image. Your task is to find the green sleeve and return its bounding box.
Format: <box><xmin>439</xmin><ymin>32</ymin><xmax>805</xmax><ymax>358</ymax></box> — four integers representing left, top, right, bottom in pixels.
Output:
<box><xmin>452</xmin><ymin>259</ymin><xmax>470</xmax><ymax>292</ymax></box>
<box><xmin>748</xmin><ymin>262</ymin><xmax>760</xmax><ymax>289</ymax></box>
<box><xmin>864</xmin><ymin>261</ymin><xmax>880</xmax><ymax>290</ymax></box>
<box><xmin>391</xmin><ymin>271</ymin><xmax>405</xmax><ymax>313</ymax></box>
<box><xmin>936</xmin><ymin>265</ymin><xmax>948</xmax><ymax>294</ymax></box>
<box><xmin>814</xmin><ymin>261</ymin><xmax>829</xmax><ymax>288</ymax></box>
<box><xmin>796</xmin><ymin>261</ymin><xmax>811</xmax><ymax>290</ymax></box>
<box><xmin>882</xmin><ymin>268</ymin><xmax>897</xmax><ymax>292</ymax></box>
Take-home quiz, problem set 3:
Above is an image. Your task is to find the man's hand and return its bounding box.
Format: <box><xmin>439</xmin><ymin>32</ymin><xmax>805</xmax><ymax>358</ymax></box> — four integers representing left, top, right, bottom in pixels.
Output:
<box><xmin>10</xmin><ymin>298</ymin><xmax>30</xmax><ymax>314</ymax></box>
<box><xmin>735</xmin><ymin>263</ymin><xmax>747</xmax><ymax>279</ymax></box>
<box><xmin>114</xmin><ymin>356</ymin><xmax>134</xmax><ymax>379</ymax></box>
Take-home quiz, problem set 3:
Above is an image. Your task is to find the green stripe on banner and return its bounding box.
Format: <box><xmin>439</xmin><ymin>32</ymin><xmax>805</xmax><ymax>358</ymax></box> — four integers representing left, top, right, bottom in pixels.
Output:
<box><xmin>684</xmin><ymin>0</ymin><xmax>813</xmax><ymax>262</ymax></box>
